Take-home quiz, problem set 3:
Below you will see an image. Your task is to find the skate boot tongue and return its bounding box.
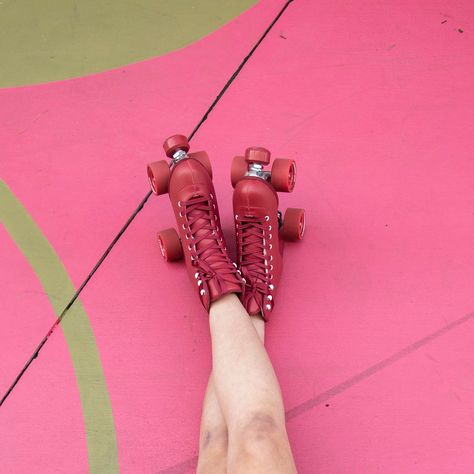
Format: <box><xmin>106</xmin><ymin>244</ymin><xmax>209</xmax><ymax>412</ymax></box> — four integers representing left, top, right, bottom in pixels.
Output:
<box><xmin>185</xmin><ymin>194</ymin><xmax>223</xmax><ymax>264</ymax></box>
<box><xmin>238</xmin><ymin>214</ymin><xmax>273</xmax><ymax>317</ymax></box>
<box><xmin>240</xmin><ymin>215</ymin><xmax>266</xmax><ymax>280</ymax></box>
<box><xmin>183</xmin><ymin>194</ymin><xmax>242</xmax><ymax>305</ymax></box>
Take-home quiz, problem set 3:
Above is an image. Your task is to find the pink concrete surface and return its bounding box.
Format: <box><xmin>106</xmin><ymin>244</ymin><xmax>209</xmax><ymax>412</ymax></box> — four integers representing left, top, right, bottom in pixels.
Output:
<box><xmin>0</xmin><ymin>230</ymin><xmax>89</xmax><ymax>473</ymax></box>
<box><xmin>2</xmin><ymin>0</ymin><xmax>474</xmax><ymax>472</ymax></box>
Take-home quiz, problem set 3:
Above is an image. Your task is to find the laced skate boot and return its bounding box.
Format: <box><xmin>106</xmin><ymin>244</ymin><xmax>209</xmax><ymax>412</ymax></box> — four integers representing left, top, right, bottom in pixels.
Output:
<box><xmin>147</xmin><ymin>134</ymin><xmax>244</xmax><ymax>311</ymax></box>
<box><xmin>231</xmin><ymin>146</ymin><xmax>305</xmax><ymax>321</ymax></box>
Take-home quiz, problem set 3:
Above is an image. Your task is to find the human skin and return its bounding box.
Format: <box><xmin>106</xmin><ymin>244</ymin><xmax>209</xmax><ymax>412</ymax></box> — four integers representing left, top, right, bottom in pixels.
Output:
<box><xmin>197</xmin><ymin>294</ymin><xmax>297</xmax><ymax>473</ymax></box>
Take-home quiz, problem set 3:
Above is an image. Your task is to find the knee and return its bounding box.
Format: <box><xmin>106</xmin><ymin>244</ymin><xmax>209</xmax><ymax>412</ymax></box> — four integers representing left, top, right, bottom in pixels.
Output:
<box><xmin>197</xmin><ymin>428</ymin><xmax>228</xmax><ymax>473</ymax></box>
<box><xmin>228</xmin><ymin>411</ymin><xmax>295</xmax><ymax>473</ymax></box>
<box><xmin>234</xmin><ymin>410</ymin><xmax>287</xmax><ymax>459</ymax></box>
<box><xmin>201</xmin><ymin>427</ymin><xmax>228</xmax><ymax>454</ymax></box>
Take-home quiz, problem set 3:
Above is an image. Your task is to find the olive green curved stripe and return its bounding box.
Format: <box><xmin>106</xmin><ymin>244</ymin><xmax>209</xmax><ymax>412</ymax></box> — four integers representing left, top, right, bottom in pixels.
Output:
<box><xmin>0</xmin><ymin>180</ymin><xmax>118</xmax><ymax>474</ymax></box>
<box><xmin>0</xmin><ymin>0</ymin><xmax>257</xmax><ymax>88</ymax></box>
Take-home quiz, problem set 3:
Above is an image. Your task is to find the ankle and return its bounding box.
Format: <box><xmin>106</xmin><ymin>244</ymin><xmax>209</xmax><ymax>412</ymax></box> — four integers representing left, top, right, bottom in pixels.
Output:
<box><xmin>210</xmin><ymin>292</ymin><xmax>240</xmax><ymax>313</ymax></box>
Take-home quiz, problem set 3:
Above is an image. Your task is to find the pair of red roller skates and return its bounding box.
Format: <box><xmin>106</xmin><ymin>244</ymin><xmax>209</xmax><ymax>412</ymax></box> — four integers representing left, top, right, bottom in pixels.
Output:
<box><xmin>147</xmin><ymin>135</ymin><xmax>305</xmax><ymax>321</ymax></box>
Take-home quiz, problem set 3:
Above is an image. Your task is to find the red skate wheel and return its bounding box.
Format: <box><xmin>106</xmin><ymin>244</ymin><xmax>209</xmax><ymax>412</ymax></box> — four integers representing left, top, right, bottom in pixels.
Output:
<box><xmin>271</xmin><ymin>159</ymin><xmax>296</xmax><ymax>193</ymax></box>
<box><xmin>281</xmin><ymin>208</ymin><xmax>305</xmax><ymax>241</ymax></box>
<box><xmin>163</xmin><ymin>134</ymin><xmax>190</xmax><ymax>158</ymax></box>
<box><xmin>231</xmin><ymin>155</ymin><xmax>248</xmax><ymax>188</ymax></box>
<box><xmin>189</xmin><ymin>151</ymin><xmax>212</xmax><ymax>178</ymax></box>
<box><xmin>157</xmin><ymin>228</ymin><xmax>183</xmax><ymax>261</ymax></box>
<box><xmin>147</xmin><ymin>160</ymin><xmax>170</xmax><ymax>195</ymax></box>
<box><xmin>245</xmin><ymin>147</ymin><xmax>270</xmax><ymax>165</ymax></box>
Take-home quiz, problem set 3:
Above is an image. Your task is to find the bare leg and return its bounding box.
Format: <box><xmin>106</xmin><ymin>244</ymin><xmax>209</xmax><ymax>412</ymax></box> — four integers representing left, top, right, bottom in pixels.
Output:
<box><xmin>209</xmin><ymin>294</ymin><xmax>297</xmax><ymax>473</ymax></box>
<box><xmin>196</xmin><ymin>374</ymin><xmax>228</xmax><ymax>473</ymax></box>
<box><xmin>197</xmin><ymin>316</ymin><xmax>265</xmax><ymax>473</ymax></box>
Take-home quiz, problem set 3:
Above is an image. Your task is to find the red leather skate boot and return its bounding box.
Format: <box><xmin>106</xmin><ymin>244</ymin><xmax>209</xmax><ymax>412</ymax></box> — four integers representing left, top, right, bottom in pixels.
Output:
<box><xmin>147</xmin><ymin>134</ymin><xmax>244</xmax><ymax>311</ymax></box>
<box><xmin>231</xmin><ymin>147</ymin><xmax>305</xmax><ymax>321</ymax></box>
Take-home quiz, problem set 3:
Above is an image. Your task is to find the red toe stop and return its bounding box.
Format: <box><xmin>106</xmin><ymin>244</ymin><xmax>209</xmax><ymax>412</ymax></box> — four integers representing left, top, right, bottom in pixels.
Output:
<box><xmin>245</xmin><ymin>147</ymin><xmax>271</xmax><ymax>165</ymax></box>
<box><xmin>163</xmin><ymin>134</ymin><xmax>190</xmax><ymax>158</ymax></box>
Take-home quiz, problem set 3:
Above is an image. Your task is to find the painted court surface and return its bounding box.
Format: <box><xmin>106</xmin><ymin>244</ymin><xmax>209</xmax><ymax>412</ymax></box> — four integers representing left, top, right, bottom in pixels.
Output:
<box><xmin>1</xmin><ymin>1</ymin><xmax>474</xmax><ymax>472</ymax></box>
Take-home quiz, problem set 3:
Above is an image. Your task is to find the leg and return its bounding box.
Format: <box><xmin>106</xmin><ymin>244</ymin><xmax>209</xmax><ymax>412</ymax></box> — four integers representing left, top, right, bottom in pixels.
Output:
<box><xmin>196</xmin><ymin>374</ymin><xmax>228</xmax><ymax>473</ymax></box>
<box><xmin>209</xmin><ymin>294</ymin><xmax>297</xmax><ymax>473</ymax></box>
<box><xmin>196</xmin><ymin>316</ymin><xmax>265</xmax><ymax>473</ymax></box>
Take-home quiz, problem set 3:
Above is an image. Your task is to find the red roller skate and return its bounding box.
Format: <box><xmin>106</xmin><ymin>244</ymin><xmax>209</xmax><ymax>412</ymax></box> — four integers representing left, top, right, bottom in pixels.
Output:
<box><xmin>231</xmin><ymin>147</ymin><xmax>305</xmax><ymax>321</ymax></box>
<box><xmin>147</xmin><ymin>134</ymin><xmax>244</xmax><ymax>311</ymax></box>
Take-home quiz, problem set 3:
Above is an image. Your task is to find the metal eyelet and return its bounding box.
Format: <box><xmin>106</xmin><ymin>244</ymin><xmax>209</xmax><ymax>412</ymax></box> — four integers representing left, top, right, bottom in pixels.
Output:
<box><xmin>269</xmin><ymin>256</ymin><xmax>273</xmax><ymax>261</ymax></box>
<box><xmin>198</xmin><ymin>280</ymin><xmax>202</xmax><ymax>286</ymax></box>
<box><xmin>269</xmin><ymin>244</ymin><xmax>272</xmax><ymax>250</ymax></box>
<box><xmin>269</xmin><ymin>233</ymin><xmax>272</xmax><ymax>239</ymax></box>
<box><xmin>268</xmin><ymin>225</ymin><xmax>272</xmax><ymax>231</ymax></box>
<box><xmin>179</xmin><ymin>212</ymin><xmax>184</xmax><ymax>217</ymax></box>
<box><xmin>242</xmin><ymin>277</ymin><xmax>247</xmax><ymax>283</ymax></box>
<box><xmin>265</xmin><ymin>216</ymin><xmax>270</xmax><ymax>221</ymax></box>
<box><xmin>182</xmin><ymin>224</ymin><xmax>187</xmax><ymax>230</ymax></box>
<box><xmin>265</xmin><ymin>304</ymin><xmax>271</xmax><ymax>310</ymax></box>
<box><xmin>269</xmin><ymin>284</ymin><xmax>274</xmax><ymax>290</ymax></box>
<box><xmin>267</xmin><ymin>295</ymin><xmax>273</xmax><ymax>301</ymax></box>
<box><xmin>188</xmin><ymin>245</ymin><xmax>192</xmax><ymax>251</ymax></box>
<box><xmin>270</xmin><ymin>265</ymin><xmax>273</xmax><ymax>270</ymax></box>
<box><xmin>194</xmin><ymin>272</ymin><xmax>199</xmax><ymax>279</ymax></box>
<box><xmin>233</xmin><ymin>262</ymin><xmax>238</xmax><ymax>267</ymax></box>
<box><xmin>235</xmin><ymin>214</ymin><xmax>239</xmax><ymax>220</ymax></box>
<box><xmin>210</xmin><ymin>194</ymin><xmax>214</xmax><ymax>199</ymax></box>
<box><xmin>200</xmin><ymin>289</ymin><xmax>206</xmax><ymax>296</ymax></box>
<box><xmin>178</xmin><ymin>201</ymin><xmax>182</xmax><ymax>208</ymax></box>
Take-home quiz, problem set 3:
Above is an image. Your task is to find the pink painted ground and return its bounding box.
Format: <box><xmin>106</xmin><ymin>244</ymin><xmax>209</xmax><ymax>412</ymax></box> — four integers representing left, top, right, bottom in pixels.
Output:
<box><xmin>1</xmin><ymin>0</ymin><xmax>474</xmax><ymax>472</ymax></box>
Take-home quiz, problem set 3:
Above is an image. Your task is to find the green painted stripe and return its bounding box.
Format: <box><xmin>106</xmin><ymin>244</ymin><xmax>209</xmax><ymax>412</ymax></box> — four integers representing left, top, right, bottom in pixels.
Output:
<box><xmin>0</xmin><ymin>0</ymin><xmax>257</xmax><ymax>87</ymax></box>
<box><xmin>0</xmin><ymin>180</ymin><xmax>118</xmax><ymax>474</ymax></box>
